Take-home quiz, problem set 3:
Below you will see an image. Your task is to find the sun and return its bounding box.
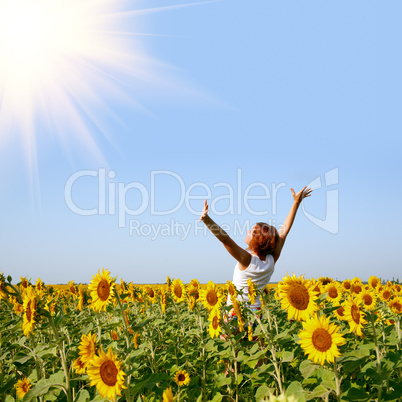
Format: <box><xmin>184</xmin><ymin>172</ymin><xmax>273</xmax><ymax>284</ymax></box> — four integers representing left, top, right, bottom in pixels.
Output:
<box><xmin>0</xmin><ymin>0</ymin><xmax>207</xmax><ymax>174</ymax></box>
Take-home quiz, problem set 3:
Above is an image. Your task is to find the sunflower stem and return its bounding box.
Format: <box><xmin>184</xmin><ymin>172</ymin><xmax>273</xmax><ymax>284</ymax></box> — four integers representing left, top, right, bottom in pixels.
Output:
<box><xmin>196</xmin><ymin>305</ymin><xmax>207</xmax><ymax>402</ymax></box>
<box><xmin>114</xmin><ymin>289</ymin><xmax>133</xmax><ymax>402</ymax></box>
<box><xmin>333</xmin><ymin>358</ymin><xmax>341</xmax><ymax>401</ymax></box>
<box><xmin>114</xmin><ymin>289</ymin><xmax>130</xmax><ymax>349</ymax></box>
<box><xmin>251</xmin><ymin>310</ymin><xmax>283</xmax><ymax>394</ymax></box>
<box><xmin>370</xmin><ymin>314</ymin><xmax>382</xmax><ymax>402</ymax></box>
<box><xmin>48</xmin><ymin>314</ymin><xmax>72</xmax><ymax>402</ymax></box>
<box><xmin>173</xmin><ymin>300</ymin><xmax>188</xmax><ymax>353</ymax></box>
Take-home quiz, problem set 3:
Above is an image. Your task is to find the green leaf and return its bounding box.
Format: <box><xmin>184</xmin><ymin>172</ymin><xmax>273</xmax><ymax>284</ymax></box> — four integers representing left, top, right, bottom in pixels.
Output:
<box><xmin>286</xmin><ymin>381</ymin><xmax>306</xmax><ymax>402</ymax></box>
<box><xmin>306</xmin><ymin>385</ymin><xmax>330</xmax><ymax>401</ymax></box>
<box><xmin>215</xmin><ymin>373</ymin><xmax>231</xmax><ymax>388</ymax></box>
<box><xmin>255</xmin><ymin>384</ymin><xmax>272</xmax><ymax>400</ymax></box>
<box><xmin>22</xmin><ymin>371</ymin><xmax>65</xmax><ymax>402</ymax></box>
<box><xmin>342</xmin><ymin>357</ymin><xmax>367</xmax><ymax>373</ymax></box>
<box><xmin>320</xmin><ymin>368</ymin><xmax>336</xmax><ymax>391</ymax></box>
<box><xmin>130</xmin><ymin>318</ymin><xmax>154</xmax><ymax>331</ymax></box>
<box><xmin>341</xmin><ymin>344</ymin><xmax>372</xmax><ymax>360</ymax></box>
<box><xmin>5</xmin><ymin>396</ymin><xmax>15</xmax><ymax>402</ymax></box>
<box><xmin>210</xmin><ymin>392</ymin><xmax>223</xmax><ymax>402</ymax></box>
<box><xmin>341</xmin><ymin>386</ymin><xmax>371</xmax><ymax>401</ymax></box>
<box><xmin>299</xmin><ymin>360</ymin><xmax>320</xmax><ymax>379</ymax></box>
<box><xmin>130</xmin><ymin>373</ymin><xmax>170</xmax><ymax>396</ymax></box>
<box><xmin>236</xmin><ymin>374</ymin><xmax>243</xmax><ymax>385</ymax></box>
<box><xmin>13</xmin><ymin>353</ymin><xmax>32</xmax><ymax>365</ymax></box>
<box><xmin>75</xmin><ymin>389</ymin><xmax>90</xmax><ymax>402</ymax></box>
<box><xmin>277</xmin><ymin>351</ymin><xmax>294</xmax><ymax>362</ymax></box>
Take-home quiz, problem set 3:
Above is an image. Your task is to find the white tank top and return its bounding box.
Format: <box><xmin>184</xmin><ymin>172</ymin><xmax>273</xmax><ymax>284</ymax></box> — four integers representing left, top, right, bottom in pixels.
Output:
<box><xmin>229</xmin><ymin>254</ymin><xmax>275</xmax><ymax>308</ymax></box>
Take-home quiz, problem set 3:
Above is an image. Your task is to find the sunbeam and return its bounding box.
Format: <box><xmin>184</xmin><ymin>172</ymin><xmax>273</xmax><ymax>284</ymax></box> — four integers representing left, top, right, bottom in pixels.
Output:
<box><xmin>0</xmin><ymin>0</ymin><xmax>215</xmax><ymax>172</ymax></box>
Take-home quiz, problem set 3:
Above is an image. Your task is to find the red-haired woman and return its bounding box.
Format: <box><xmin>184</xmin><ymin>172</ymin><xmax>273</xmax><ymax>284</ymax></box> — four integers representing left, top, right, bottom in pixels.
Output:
<box><xmin>200</xmin><ymin>186</ymin><xmax>312</xmax><ymax>309</ymax></box>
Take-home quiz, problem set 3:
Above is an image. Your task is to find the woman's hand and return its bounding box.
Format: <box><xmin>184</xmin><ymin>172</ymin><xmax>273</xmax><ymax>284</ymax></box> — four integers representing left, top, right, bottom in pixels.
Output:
<box><xmin>291</xmin><ymin>186</ymin><xmax>312</xmax><ymax>204</ymax></box>
<box><xmin>200</xmin><ymin>199</ymin><xmax>209</xmax><ymax>222</ymax></box>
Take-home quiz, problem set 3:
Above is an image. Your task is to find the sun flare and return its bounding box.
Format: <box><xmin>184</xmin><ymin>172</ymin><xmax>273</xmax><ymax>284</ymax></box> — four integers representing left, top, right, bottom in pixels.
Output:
<box><xmin>0</xmin><ymin>0</ymin><xmax>200</xmax><ymax>170</ymax></box>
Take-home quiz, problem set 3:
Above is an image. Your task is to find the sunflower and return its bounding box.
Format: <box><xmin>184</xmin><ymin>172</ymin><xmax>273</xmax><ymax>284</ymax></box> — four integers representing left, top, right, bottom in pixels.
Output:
<box><xmin>15</xmin><ymin>377</ymin><xmax>32</xmax><ymax>399</ymax></box>
<box><xmin>78</xmin><ymin>332</ymin><xmax>97</xmax><ymax>367</ymax></box>
<box><xmin>388</xmin><ymin>297</ymin><xmax>402</xmax><ymax>315</ymax></box>
<box><xmin>232</xmin><ymin>298</ymin><xmax>245</xmax><ymax>332</ymax></box>
<box><xmin>77</xmin><ymin>285</ymin><xmax>85</xmax><ymax>311</ymax></box>
<box><xmin>73</xmin><ymin>356</ymin><xmax>87</xmax><ymax>374</ymax></box>
<box><xmin>325</xmin><ymin>282</ymin><xmax>343</xmax><ymax>304</ymax></box>
<box><xmin>341</xmin><ymin>279</ymin><xmax>352</xmax><ymax>292</ymax></box>
<box><xmin>226</xmin><ymin>281</ymin><xmax>237</xmax><ymax>303</ymax></box>
<box><xmin>160</xmin><ymin>290</ymin><xmax>168</xmax><ymax>314</ymax></box>
<box><xmin>144</xmin><ymin>285</ymin><xmax>157</xmax><ymax>303</ymax></box>
<box><xmin>343</xmin><ymin>298</ymin><xmax>367</xmax><ymax>337</ymax></box>
<box><xmin>309</xmin><ymin>278</ymin><xmax>323</xmax><ymax>296</ymax></box>
<box><xmin>173</xmin><ymin>369</ymin><xmax>190</xmax><ymax>386</ymax></box>
<box><xmin>199</xmin><ymin>281</ymin><xmax>225</xmax><ymax>312</ymax></box>
<box><xmin>357</xmin><ymin>289</ymin><xmax>377</xmax><ymax>311</ymax></box>
<box><xmin>208</xmin><ymin>309</ymin><xmax>222</xmax><ymax>339</ymax></box>
<box><xmin>88</xmin><ymin>268</ymin><xmax>116</xmax><ymax>312</ymax></box>
<box><xmin>22</xmin><ymin>286</ymin><xmax>37</xmax><ymax>336</ymax></box>
<box><xmin>379</xmin><ymin>287</ymin><xmax>393</xmax><ymax>302</ymax></box>
<box><xmin>393</xmin><ymin>284</ymin><xmax>402</xmax><ymax>295</ymax></box>
<box><xmin>298</xmin><ymin>315</ymin><xmax>346</xmax><ymax>365</ymax></box>
<box><xmin>35</xmin><ymin>277</ymin><xmax>44</xmax><ymax>295</ymax></box>
<box><xmin>368</xmin><ymin>276</ymin><xmax>381</xmax><ymax>290</ymax></box>
<box><xmin>247</xmin><ymin>325</ymin><xmax>253</xmax><ymax>342</ymax></box>
<box><xmin>68</xmin><ymin>281</ymin><xmax>78</xmax><ymax>296</ymax></box>
<box><xmin>187</xmin><ymin>280</ymin><xmax>200</xmax><ymax>310</ymax></box>
<box><xmin>163</xmin><ymin>386</ymin><xmax>174</xmax><ymax>402</ymax></box>
<box><xmin>20</xmin><ymin>276</ymin><xmax>29</xmax><ymax>289</ymax></box>
<box><xmin>277</xmin><ymin>274</ymin><xmax>319</xmax><ymax>321</ymax></box>
<box><xmin>333</xmin><ymin>305</ymin><xmax>347</xmax><ymax>321</ymax></box>
<box><xmin>350</xmin><ymin>283</ymin><xmax>363</xmax><ymax>296</ymax></box>
<box><xmin>318</xmin><ymin>277</ymin><xmax>333</xmax><ymax>286</ymax></box>
<box><xmin>247</xmin><ymin>278</ymin><xmax>257</xmax><ymax>305</ymax></box>
<box><xmin>87</xmin><ymin>347</ymin><xmax>126</xmax><ymax>401</ymax></box>
<box><xmin>171</xmin><ymin>279</ymin><xmax>186</xmax><ymax>303</ymax></box>
<box><xmin>133</xmin><ymin>332</ymin><xmax>140</xmax><ymax>349</ymax></box>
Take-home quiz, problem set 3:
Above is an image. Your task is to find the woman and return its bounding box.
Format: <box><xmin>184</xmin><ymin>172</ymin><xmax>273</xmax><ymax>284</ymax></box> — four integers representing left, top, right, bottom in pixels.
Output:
<box><xmin>200</xmin><ymin>186</ymin><xmax>312</xmax><ymax>308</ymax></box>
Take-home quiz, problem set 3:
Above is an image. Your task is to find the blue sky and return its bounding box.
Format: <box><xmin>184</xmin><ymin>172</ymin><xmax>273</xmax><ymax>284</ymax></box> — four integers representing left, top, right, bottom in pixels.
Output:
<box><xmin>0</xmin><ymin>0</ymin><xmax>401</xmax><ymax>285</ymax></box>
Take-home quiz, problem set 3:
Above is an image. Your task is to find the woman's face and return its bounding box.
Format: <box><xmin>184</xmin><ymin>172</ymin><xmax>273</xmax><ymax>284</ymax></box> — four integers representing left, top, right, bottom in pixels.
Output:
<box><xmin>244</xmin><ymin>225</ymin><xmax>257</xmax><ymax>245</ymax></box>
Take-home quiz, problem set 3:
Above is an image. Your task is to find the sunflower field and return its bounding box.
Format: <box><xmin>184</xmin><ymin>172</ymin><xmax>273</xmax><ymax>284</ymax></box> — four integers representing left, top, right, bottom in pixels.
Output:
<box><xmin>1</xmin><ymin>270</ymin><xmax>402</xmax><ymax>402</ymax></box>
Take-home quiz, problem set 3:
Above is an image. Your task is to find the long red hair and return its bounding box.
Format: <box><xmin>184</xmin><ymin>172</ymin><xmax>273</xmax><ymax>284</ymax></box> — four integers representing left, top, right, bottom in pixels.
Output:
<box><xmin>247</xmin><ymin>223</ymin><xmax>278</xmax><ymax>260</ymax></box>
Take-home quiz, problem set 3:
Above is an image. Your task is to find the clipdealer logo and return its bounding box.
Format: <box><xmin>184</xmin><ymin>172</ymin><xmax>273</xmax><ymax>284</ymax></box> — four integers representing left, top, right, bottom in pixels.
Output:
<box><xmin>64</xmin><ymin>168</ymin><xmax>339</xmax><ymax>237</ymax></box>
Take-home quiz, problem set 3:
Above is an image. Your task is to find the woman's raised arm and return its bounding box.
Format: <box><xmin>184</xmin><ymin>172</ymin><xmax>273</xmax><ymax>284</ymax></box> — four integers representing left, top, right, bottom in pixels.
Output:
<box><xmin>200</xmin><ymin>200</ymin><xmax>251</xmax><ymax>268</ymax></box>
<box><xmin>273</xmin><ymin>186</ymin><xmax>312</xmax><ymax>262</ymax></box>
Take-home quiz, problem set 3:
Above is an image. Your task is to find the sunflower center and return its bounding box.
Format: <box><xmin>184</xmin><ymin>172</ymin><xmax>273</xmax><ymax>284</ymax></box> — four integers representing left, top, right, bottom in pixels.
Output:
<box><xmin>26</xmin><ymin>300</ymin><xmax>32</xmax><ymax>321</ymax></box>
<box><xmin>147</xmin><ymin>289</ymin><xmax>155</xmax><ymax>298</ymax></box>
<box><xmin>212</xmin><ymin>315</ymin><xmax>219</xmax><ymax>330</ymax></box>
<box><xmin>174</xmin><ymin>285</ymin><xmax>182</xmax><ymax>299</ymax></box>
<box><xmin>22</xmin><ymin>382</ymin><xmax>30</xmax><ymax>392</ymax></box>
<box><xmin>336</xmin><ymin>306</ymin><xmax>345</xmax><ymax>317</ymax></box>
<box><xmin>328</xmin><ymin>288</ymin><xmax>338</xmax><ymax>299</ymax></box>
<box><xmin>343</xmin><ymin>282</ymin><xmax>351</xmax><ymax>290</ymax></box>
<box><xmin>97</xmin><ymin>280</ymin><xmax>110</xmax><ymax>301</ymax></box>
<box><xmin>363</xmin><ymin>295</ymin><xmax>372</xmax><ymax>305</ymax></box>
<box><xmin>288</xmin><ymin>284</ymin><xmax>309</xmax><ymax>310</ymax></box>
<box><xmin>351</xmin><ymin>305</ymin><xmax>360</xmax><ymax>324</ymax></box>
<box><xmin>178</xmin><ymin>373</ymin><xmax>185</xmax><ymax>382</ymax></box>
<box><xmin>207</xmin><ymin>291</ymin><xmax>217</xmax><ymax>306</ymax></box>
<box><xmin>353</xmin><ymin>285</ymin><xmax>362</xmax><ymax>294</ymax></box>
<box><xmin>100</xmin><ymin>360</ymin><xmax>118</xmax><ymax>386</ymax></box>
<box><xmin>312</xmin><ymin>328</ymin><xmax>332</xmax><ymax>351</ymax></box>
<box><xmin>383</xmin><ymin>290</ymin><xmax>391</xmax><ymax>300</ymax></box>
